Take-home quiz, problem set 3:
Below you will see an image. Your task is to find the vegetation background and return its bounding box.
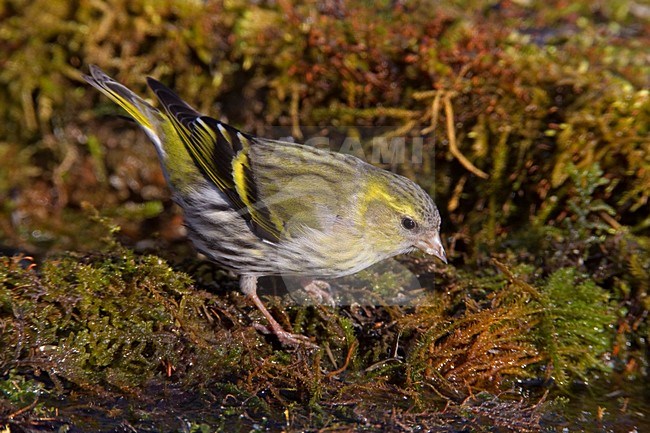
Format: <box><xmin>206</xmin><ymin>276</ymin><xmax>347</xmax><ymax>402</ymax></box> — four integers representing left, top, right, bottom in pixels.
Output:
<box><xmin>1</xmin><ymin>0</ymin><xmax>648</xmax><ymax>431</ymax></box>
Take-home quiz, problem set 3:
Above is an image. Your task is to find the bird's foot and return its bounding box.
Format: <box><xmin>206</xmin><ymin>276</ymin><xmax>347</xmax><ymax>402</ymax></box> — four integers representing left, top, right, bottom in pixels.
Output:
<box><xmin>241</xmin><ymin>275</ymin><xmax>319</xmax><ymax>349</ymax></box>
<box><xmin>253</xmin><ymin>323</ymin><xmax>319</xmax><ymax>349</ymax></box>
<box><xmin>302</xmin><ymin>280</ymin><xmax>335</xmax><ymax>307</ymax></box>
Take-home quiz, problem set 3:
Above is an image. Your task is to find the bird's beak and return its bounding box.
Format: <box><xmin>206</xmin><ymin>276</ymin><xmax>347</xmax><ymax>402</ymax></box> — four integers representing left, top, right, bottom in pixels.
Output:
<box><xmin>415</xmin><ymin>232</ymin><xmax>447</xmax><ymax>264</ymax></box>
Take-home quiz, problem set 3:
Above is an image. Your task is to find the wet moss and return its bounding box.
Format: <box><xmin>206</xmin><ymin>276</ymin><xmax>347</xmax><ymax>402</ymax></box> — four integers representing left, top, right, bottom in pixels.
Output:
<box><xmin>401</xmin><ymin>261</ymin><xmax>615</xmax><ymax>401</ymax></box>
<box><xmin>0</xmin><ymin>370</ymin><xmax>50</xmax><ymax>421</ymax></box>
<box><xmin>0</xmin><ymin>234</ymin><xmax>618</xmax><ymax>431</ymax></box>
<box><xmin>1</xmin><ymin>252</ymin><xmax>243</xmax><ymax>392</ymax></box>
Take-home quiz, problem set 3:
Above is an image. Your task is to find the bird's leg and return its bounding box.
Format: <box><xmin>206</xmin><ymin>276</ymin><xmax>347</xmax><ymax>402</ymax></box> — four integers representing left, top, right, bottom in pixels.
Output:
<box><xmin>240</xmin><ymin>275</ymin><xmax>318</xmax><ymax>348</ymax></box>
<box><xmin>301</xmin><ymin>279</ymin><xmax>335</xmax><ymax>307</ymax></box>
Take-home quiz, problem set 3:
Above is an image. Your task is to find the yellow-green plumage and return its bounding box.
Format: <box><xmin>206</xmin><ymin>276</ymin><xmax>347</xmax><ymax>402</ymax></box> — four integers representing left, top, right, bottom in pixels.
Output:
<box><xmin>84</xmin><ymin>65</ymin><xmax>446</xmax><ymax>346</ymax></box>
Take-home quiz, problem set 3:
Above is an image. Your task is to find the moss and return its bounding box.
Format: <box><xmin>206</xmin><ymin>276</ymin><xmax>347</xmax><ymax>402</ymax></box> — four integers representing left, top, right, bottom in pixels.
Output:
<box><xmin>0</xmin><ymin>370</ymin><xmax>50</xmax><ymax>420</ymax></box>
<box><xmin>402</xmin><ymin>261</ymin><xmax>615</xmax><ymax>400</ymax></box>
<box><xmin>0</xmin><ymin>238</ymin><xmax>618</xmax><ymax>430</ymax></box>
<box><xmin>537</xmin><ymin>268</ymin><xmax>614</xmax><ymax>385</ymax></box>
<box><xmin>1</xmin><ymin>249</ymin><xmax>264</xmax><ymax>394</ymax></box>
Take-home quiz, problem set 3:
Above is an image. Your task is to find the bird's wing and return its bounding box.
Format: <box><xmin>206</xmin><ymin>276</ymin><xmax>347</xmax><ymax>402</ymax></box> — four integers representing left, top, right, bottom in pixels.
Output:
<box><xmin>147</xmin><ymin>77</ymin><xmax>283</xmax><ymax>242</ymax></box>
<box><xmin>146</xmin><ymin>77</ymin><xmax>364</xmax><ymax>243</ymax></box>
<box><xmin>247</xmin><ymin>139</ymin><xmax>362</xmax><ymax>238</ymax></box>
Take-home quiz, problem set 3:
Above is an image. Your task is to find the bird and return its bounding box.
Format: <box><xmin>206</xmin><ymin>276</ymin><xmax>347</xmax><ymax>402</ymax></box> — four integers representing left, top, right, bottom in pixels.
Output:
<box><xmin>83</xmin><ymin>65</ymin><xmax>447</xmax><ymax>347</ymax></box>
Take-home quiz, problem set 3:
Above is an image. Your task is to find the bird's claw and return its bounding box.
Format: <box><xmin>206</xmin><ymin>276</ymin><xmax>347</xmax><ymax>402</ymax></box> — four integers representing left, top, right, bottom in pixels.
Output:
<box><xmin>302</xmin><ymin>280</ymin><xmax>336</xmax><ymax>307</ymax></box>
<box><xmin>253</xmin><ymin>323</ymin><xmax>319</xmax><ymax>349</ymax></box>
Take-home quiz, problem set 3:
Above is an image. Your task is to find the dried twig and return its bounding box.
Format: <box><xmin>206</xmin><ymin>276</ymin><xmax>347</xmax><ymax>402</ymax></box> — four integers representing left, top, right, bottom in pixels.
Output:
<box><xmin>443</xmin><ymin>93</ymin><xmax>489</xmax><ymax>179</ymax></box>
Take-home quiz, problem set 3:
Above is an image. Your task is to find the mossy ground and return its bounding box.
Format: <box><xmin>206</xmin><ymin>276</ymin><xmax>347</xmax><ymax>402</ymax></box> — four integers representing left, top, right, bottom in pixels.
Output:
<box><xmin>1</xmin><ymin>0</ymin><xmax>649</xmax><ymax>431</ymax></box>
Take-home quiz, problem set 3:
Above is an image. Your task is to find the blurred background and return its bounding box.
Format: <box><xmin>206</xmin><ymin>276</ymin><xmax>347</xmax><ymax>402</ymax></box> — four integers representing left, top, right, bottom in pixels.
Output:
<box><xmin>1</xmin><ymin>0</ymin><xmax>649</xmax><ymax>430</ymax></box>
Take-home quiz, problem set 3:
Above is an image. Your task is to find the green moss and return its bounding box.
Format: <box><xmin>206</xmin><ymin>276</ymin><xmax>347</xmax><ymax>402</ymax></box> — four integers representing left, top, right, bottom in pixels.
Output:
<box><xmin>536</xmin><ymin>268</ymin><xmax>614</xmax><ymax>385</ymax></box>
<box><xmin>0</xmin><ymin>370</ymin><xmax>49</xmax><ymax>419</ymax></box>
<box><xmin>403</xmin><ymin>261</ymin><xmax>615</xmax><ymax>399</ymax></box>
<box><xmin>0</xmin><ymin>249</ymin><xmax>257</xmax><ymax>394</ymax></box>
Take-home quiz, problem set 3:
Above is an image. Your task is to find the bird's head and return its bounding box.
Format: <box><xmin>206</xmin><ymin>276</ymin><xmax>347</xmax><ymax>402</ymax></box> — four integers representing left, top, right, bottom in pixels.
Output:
<box><xmin>360</xmin><ymin>171</ymin><xmax>447</xmax><ymax>264</ymax></box>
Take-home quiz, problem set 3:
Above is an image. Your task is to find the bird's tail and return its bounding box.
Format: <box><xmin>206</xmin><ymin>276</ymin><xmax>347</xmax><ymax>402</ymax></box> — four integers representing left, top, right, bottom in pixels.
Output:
<box><xmin>83</xmin><ymin>65</ymin><xmax>166</xmax><ymax>154</ymax></box>
<box><xmin>84</xmin><ymin>65</ymin><xmax>212</xmax><ymax>193</ymax></box>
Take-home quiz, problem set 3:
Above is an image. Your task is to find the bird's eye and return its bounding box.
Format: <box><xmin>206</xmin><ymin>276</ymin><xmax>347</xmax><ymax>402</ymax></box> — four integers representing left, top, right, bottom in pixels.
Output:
<box><xmin>401</xmin><ymin>217</ymin><xmax>416</xmax><ymax>230</ymax></box>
